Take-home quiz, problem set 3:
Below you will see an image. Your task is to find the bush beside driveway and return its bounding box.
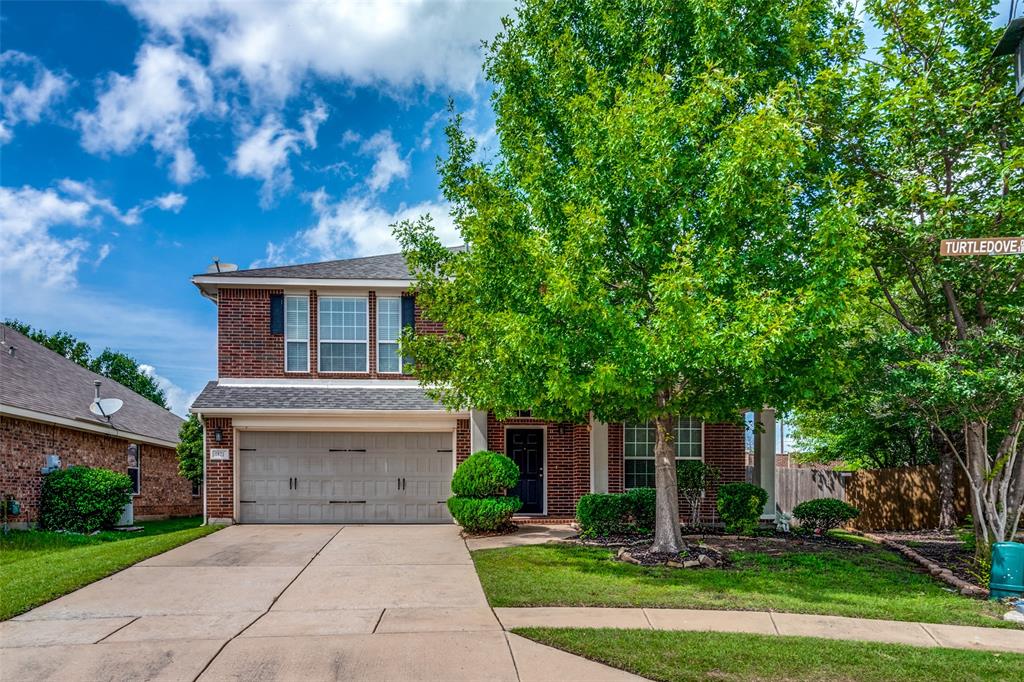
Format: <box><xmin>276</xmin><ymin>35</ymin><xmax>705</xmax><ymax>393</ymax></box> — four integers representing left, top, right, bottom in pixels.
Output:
<box><xmin>0</xmin><ymin>516</ymin><xmax>219</xmax><ymax>620</ymax></box>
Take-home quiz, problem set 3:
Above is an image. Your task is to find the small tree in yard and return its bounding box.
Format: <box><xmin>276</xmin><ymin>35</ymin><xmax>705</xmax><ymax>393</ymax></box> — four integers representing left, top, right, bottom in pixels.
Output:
<box><xmin>177</xmin><ymin>414</ymin><xmax>203</xmax><ymax>486</ymax></box>
<box><xmin>398</xmin><ymin>0</ymin><xmax>866</xmax><ymax>554</ymax></box>
<box><xmin>838</xmin><ymin>0</ymin><xmax>1024</xmax><ymax>553</ymax></box>
<box><xmin>677</xmin><ymin>461</ymin><xmax>720</xmax><ymax>528</ymax></box>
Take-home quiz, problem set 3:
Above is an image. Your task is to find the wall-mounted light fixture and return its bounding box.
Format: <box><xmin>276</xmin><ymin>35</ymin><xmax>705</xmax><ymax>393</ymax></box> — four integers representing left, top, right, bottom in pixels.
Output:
<box><xmin>213</xmin><ymin>428</ymin><xmax>223</xmax><ymax>444</ymax></box>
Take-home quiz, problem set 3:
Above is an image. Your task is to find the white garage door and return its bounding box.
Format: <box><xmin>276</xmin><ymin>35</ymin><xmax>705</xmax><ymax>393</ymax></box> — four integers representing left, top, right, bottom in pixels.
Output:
<box><xmin>238</xmin><ymin>431</ymin><xmax>453</xmax><ymax>523</ymax></box>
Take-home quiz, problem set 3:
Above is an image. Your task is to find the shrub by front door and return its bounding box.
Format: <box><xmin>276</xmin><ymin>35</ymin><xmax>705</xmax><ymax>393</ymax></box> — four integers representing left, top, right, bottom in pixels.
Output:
<box><xmin>506</xmin><ymin>428</ymin><xmax>543</xmax><ymax>514</ymax></box>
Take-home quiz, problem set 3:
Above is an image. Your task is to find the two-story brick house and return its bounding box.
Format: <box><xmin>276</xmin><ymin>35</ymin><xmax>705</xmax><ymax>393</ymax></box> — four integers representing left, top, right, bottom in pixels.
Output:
<box><xmin>191</xmin><ymin>251</ymin><xmax>776</xmax><ymax>525</ymax></box>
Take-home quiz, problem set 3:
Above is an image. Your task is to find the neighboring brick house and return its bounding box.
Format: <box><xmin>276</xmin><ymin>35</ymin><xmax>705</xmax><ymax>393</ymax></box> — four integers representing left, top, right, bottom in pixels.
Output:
<box><xmin>0</xmin><ymin>325</ymin><xmax>199</xmax><ymax>527</ymax></box>
<box><xmin>191</xmin><ymin>251</ymin><xmax>777</xmax><ymax>525</ymax></box>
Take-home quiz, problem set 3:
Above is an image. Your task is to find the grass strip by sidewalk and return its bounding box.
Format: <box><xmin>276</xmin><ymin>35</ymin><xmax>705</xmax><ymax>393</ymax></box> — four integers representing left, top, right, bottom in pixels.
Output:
<box><xmin>473</xmin><ymin>543</ymin><xmax>1011</xmax><ymax>627</ymax></box>
<box><xmin>0</xmin><ymin>517</ymin><xmax>219</xmax><ymax>620</ymax></box>
<box><xmin>513</xmin><ymin>628</ymin><xmax>1024</xmax><ymax>682</ymax></box>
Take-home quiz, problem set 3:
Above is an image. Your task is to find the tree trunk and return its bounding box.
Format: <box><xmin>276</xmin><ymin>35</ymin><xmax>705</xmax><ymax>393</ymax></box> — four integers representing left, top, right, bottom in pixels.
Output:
<box><xmin>964</xmin><ymin>421</ymin><xmax>991</xmax><ymax>558</ymax></box>
<box><xmin>650</xmin><ymin>412</ymin><xmax>683</xmax><ymax>554</ymax></box>
<box><xmin>932</xmin><ymin>427</ymin><xmax>957</xmax><ymax>530</ymax></box>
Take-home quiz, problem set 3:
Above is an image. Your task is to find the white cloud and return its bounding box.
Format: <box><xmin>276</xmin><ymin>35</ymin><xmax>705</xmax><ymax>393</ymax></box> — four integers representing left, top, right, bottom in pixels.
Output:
<box><xmin>253</xmin><ymin>187</ymin><xmax>457</xmax><ymax>268</ymax></box>
<box><xmin>0</xmin><ymin>186</ymin><xmax>92</xmax><ymax>288</ymax></box>
<box><xmin>151</xmin><ymin>192</ymin><xmax>188</xmax><ymax>212</ymax></box>
<box><xmin>125</xmin><ymin>0</ymin><xmax>513</xmax><ymax>101</ymax></box>
<box><xmin>94</xmin><ymin>243</ymin><xmax>113</xmax><ymax>267</ymax></box>
<box><xmin>76</xmin><ymin>44</ymin><xmax>216</xmax><ymax>184</ymax></box>
<box><xmin>0</xmin><ymin>51</ymin><xmax>71</xmax><ymax>142</ymax></box>
<box><xmin>230</xmin><ymin>101</ymin><xmax>327</xmax><ymax>207</ymax></box>
<box><xmin>0</xmin><ymin>181</ymin><xmax>187</xmax><ymax>288</ymax></box>
<box><xmin>358</xmin><ymin>130</ymin><xmax>410</xmax><ymax>193</ymax></box>
<box><xmin>139</xmin><ymin>363</ymin><xmax>199</xmax><ymax>417</ymax></box>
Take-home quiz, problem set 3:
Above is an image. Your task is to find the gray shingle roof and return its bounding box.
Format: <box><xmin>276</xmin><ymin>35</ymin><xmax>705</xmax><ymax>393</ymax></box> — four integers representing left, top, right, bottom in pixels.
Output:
<box><xmin>192</xmin><ymin>382</ymin><xmax>447</xmax><ymax>412</ymax></box>
<box><xmin>0</xmin><ymin>325</ymin><xmax>183</xmax><ymax>443</ymax></box>
<box><xmin>196</xmin><ymin>246</ymin><xmax>464</xmax><ymax>281</ymax></box>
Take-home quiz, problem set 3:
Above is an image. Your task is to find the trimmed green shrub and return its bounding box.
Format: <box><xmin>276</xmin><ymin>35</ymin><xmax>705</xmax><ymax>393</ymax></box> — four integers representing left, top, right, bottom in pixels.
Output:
<box><xmin>450</xmin><ymin>450</ymin><xmax>520</xmax><ymax>497</ymax></box>
<box><xmin>623</xmin><ymin>487</ymin><xmax>656</xmax><ymax>534</ymax></box>
<box><xmin>576</xmin><ymin>488</ymin><xmax>656</xmax><ymax>537</ymax></box>
<box><xmin>576</xmin><ymin>493</ymin><xmax>630</xmax><ymax>537</ymax></box>
<box><xmin>448</xmin><ymin>450</ymin><xmax>522</xmax><ymax>533</ymax></box>
<box><xmin>716</xmin><ymin>482</ymin><xmax>768</xmax><ymax>535</ymax></box>
<box><xmin>447</xmin><ymin>496</ymin><xmax>522</xmax><ymax>533</ymax></box>
<box><xmin>792</xmin><ymin>498</ymin><xmax>860</xmax><ymax>533</ymax></box>
<box><xmin>39</xmin><ymin>466</ymin><xmax>133</xmax><ymax>533</ymax></box>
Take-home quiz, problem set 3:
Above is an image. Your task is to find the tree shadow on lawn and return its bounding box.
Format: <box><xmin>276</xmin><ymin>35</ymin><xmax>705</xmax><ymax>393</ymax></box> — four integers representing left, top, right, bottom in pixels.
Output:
<box><xmin>475</xmin><ymin>543</ymin><xmax>1011</xmax><ymax>626</ymax></box>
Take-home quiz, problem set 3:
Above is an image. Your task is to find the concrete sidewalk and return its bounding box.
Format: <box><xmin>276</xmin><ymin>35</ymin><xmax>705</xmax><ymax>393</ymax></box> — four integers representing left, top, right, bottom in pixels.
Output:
<box><xmin>495</xmin><ymin>607</ymin><xmax>1024</xmax><ymax>654</ymax></box>
<box><xmin>0</xmin><ymin>525</ymin><xmax>644</xmax><ymax>682</ymax></box>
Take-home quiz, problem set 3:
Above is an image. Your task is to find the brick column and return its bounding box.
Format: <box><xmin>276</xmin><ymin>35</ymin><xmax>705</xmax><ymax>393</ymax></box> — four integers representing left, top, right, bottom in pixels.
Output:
<box><xmin>204</xmin><ymin>417</ymin><xmax>234</xmax><ymax>523</ymax></box>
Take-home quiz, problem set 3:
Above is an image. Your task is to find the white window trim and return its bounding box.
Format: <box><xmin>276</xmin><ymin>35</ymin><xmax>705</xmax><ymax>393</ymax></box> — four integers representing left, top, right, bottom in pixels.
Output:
<box><xmin>376</xmin><ymin>295</ymin><xmax>402</xmax><ymax>374</ymax></box>
<box><xmin>622</xmin><ymin>418</ymin><xmax>705</xmax><ymax>489</ymax></box>
<box><xmin>284</xmin><ymin>294</ymin><xmax>310</xmax><ymax>374</ymax></box>
<box><xmin>318</xmin><ymin>295</ymin><xmax>369</xmax><ymax>374</ymax></box>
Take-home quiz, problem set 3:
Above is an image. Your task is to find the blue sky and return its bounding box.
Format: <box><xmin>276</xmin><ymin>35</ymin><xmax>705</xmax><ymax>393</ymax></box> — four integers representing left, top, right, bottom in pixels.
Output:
<box><xmin>0</xmin><ymin>1</ymin><xmax>1015</xmax><ymax>416</ymax></box>
<box><xmin>1</xmin><ymin>0</ymin><xmax>510</xmax><ymax>414</ymax></box>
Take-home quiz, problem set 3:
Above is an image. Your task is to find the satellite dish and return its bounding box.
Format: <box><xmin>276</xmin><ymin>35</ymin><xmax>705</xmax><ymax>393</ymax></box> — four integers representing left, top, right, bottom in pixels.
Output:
<box><xmin>207</xmin><ymin>258</ymin><xmax>238</xmax><ymax>274</ymax></box>
<box><xmin>90</xmin><ymin>398</ymin><xmax>124</xmax><ymax>420</ymax></box>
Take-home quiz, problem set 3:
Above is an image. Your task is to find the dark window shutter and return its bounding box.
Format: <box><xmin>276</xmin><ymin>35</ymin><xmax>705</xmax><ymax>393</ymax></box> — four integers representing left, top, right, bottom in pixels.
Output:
<box><xmin>269</xmin><ymin>294</ymin><xmax>284</xmax><ymax>335</ymax></box>
<box><xmin>400</xmin><ymin>295</ymin><xmax>415</xmax><ymax>372</ymax></box>
<box><xmin>400</xmin><ymin>295</ymin><xmax>415</xmax><ymax>331</ymax></box>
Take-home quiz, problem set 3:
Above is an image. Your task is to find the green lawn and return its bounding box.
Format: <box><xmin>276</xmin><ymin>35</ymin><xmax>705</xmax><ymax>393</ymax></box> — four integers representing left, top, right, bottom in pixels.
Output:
<box><xmin>0</xmin><ymin>517</ymin><xmax>219</xmax><ymax>620</ymax></box>
<box><xmin>472</xmin><ymin>541</ymin><xmax>1012</xmax><ymax>627</ymax></box>
<box><xmin>514</xmin><ymin>628</ymin><xmax>1024</xmax><ymax>682</ymax></box>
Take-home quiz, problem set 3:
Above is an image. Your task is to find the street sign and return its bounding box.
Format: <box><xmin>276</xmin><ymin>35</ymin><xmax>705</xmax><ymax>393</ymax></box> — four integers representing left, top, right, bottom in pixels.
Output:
<box><xmin>940</xmin><ymin>237</ymin><xmax>1024</xmax><ymax>256</ymax></box>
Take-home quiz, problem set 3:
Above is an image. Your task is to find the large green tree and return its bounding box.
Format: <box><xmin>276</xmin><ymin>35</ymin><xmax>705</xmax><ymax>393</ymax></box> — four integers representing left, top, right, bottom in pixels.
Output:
<box><xmin>176</xmin><ymin>414</ymin><xmax>204</xmax><ymax>485</ymax></box>
<box><xmin>838</xmin><ymin>0</ymin><xmax>1024</xmax><ymax>549</ymax></box>
<box><xmin>398</xmin><ymin>0</ymin><xmax>866</xmax><ymax>553</ymax></box>
<box><xmin>5</xmin><ymin>320</ymin><xmax>168</xmax><ymax>409</ymax></box>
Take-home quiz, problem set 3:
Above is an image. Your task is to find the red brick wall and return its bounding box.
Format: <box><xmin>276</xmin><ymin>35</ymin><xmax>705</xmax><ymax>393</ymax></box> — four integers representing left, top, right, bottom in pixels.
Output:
<box><xmin>455</xmin><ymin>419</ymin><xmax>471</xmax><ymax>464</ymax></box>
<box><xmin>0</xmin><ymin>416</ymin><xmax>198</xmax><ymax>524</ymax></box>
<box><xmin>204</xmin><ymin>417</ymin><xmax>234</xmax><ymax>520</ymax></box>
<box><xmin>608</xmin><ymin>422</ymin><xmax>624</xmax><ymax>493</ymax></box>
<box><xmin>218</xmin><ymin>288</ymin><xmax>438</xmax><ymax>379</ymax></box>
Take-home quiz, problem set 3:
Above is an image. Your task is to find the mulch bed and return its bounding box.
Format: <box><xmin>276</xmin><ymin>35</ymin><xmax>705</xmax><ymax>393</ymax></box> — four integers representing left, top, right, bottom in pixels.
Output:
<box><xmin>576</xmin><ymin>529</ymin><xmax>868</xmax><ymax>568</ymax></box>
<box><xmin>870</xmin><ymin>529</ymin><xmax>986</xmax><ymax>587</ymax></box>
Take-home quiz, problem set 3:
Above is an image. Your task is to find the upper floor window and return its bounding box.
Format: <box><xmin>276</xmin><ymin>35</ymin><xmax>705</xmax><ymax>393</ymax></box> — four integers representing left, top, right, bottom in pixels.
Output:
<box><xmin>319</xmin><ymin>296</ymin><xmax>368</xmax><ymax>372</ymax></box>
<box><xmin>285</xmin><ymin>295</ymin><xmax>309</xmax><ymax>372</ymax></box>
<box><xmin>377</xmin><ymin>296</ymin><xmax>401</xmax><ymax>373</ymax></box>
<box><xmin>624</xmin><ymin>417</ymin><xmax>703</xmax><ymax>488</ymax></box>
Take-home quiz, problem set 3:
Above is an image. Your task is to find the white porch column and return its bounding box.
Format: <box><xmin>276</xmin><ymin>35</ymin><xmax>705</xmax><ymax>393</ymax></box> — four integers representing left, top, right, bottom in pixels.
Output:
<box><xmin>753</xmin><ymin>408</ymin><xmax>777</xmax><ymax>519</ymax></box>
<box><xmin>470</xmin><ymin>409</ymin><xmax>488</xmax><ymax>453</ymax></box>
<box><xmin>589</xmin><ymin>415</ymin><xmax>609</xmax><ymax>493</ymax></box>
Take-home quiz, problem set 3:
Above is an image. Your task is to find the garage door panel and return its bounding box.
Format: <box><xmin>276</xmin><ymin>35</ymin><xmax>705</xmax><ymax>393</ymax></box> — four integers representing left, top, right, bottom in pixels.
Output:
<box><xmin>239</xmin><ymin>431</ymin><xmax>453</xmax><ymax>524</ymax></box>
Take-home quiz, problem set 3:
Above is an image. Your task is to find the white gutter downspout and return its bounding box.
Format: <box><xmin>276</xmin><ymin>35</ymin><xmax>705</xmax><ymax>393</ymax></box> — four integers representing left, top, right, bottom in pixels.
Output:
<box><xmin>199</xmin><ymin>412</ymin><xmax>207</xmax><ymax>525</ymax></box>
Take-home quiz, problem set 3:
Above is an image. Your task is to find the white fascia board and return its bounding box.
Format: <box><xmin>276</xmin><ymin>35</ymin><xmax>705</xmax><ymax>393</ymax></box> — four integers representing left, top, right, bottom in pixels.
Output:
<box><xmin>215</xmin><ymin>378</ymin><xmax>424</xmax><ymax>388</ymax></box>
<box><xmin>192</xmin><ymin>276</ymin><xmax>414</xmax><ymax>289</ymax></box>
<box><xmin>1</xmin><ymin>403</ymin><xmax>178</xmax><ymax>449</ymax></box>
<box><xmin>192</xmin><ymin>407</ymin><xmax>467</xmax><ymax>417</ymax></box>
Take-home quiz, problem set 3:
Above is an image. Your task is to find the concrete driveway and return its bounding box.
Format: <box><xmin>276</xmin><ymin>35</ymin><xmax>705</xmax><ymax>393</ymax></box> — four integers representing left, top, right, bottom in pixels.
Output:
<box><xmin>0</xmin><ymin>525</ymin><xmax>642</xmax><ymax>682</ymax></box>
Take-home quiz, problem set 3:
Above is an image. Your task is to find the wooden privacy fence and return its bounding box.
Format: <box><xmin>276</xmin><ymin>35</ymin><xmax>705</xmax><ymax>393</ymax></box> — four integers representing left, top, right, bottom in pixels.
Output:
<box><xmin>845</xmin><ymin>465</ymin><xmax>969</xmax><ymax>530</ymax></box>
<box><xmin>775</xmin><ymin>468</ymin><xmax>847</xmax><ymax>516</ymax></box>
<box><xmin>774</xmin><ymin>464</ymin><xmax>970</xmax><ymax>530</ymax></box>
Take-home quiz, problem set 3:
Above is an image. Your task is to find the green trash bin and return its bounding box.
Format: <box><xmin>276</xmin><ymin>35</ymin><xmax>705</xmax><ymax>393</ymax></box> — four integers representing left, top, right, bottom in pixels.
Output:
<box><xmin>989</xmin><ymin>542</ymin><xmax>1024</xmax><ymax>600</ymax></box>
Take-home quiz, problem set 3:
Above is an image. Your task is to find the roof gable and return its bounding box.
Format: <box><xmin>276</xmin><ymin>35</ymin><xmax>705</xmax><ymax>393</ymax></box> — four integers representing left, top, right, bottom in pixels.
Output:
<box><xmin>0</xmin><ymin>325</ymin><xmax>183</xmax><ymax>444</ymax></box>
